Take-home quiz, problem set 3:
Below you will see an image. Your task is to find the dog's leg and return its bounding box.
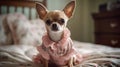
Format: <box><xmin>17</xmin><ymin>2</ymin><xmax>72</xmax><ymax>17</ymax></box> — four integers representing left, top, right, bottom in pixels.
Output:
<box><xmin>43</xmin><ymin>60</ymin><xmax>48</xmax><ymax>67</ymax></box>
<box><xmin>68</xmin><ymin>57</ymin><xmax>74</xmax><ymax>67</ymax></box>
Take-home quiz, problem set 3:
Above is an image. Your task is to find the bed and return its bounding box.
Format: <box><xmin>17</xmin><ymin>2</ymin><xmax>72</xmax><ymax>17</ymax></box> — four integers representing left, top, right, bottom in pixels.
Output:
<box><xmin>0</xmin><ymin>0</ymin><xmax>120</xmax><ymax>67</ymax></box>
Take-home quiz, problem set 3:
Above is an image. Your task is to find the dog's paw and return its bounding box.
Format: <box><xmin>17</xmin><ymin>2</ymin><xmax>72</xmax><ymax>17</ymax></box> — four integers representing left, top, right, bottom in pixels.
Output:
<box><xmin>33</xmin><ymin>55</ymin><xmax>41</xmax><ymax>64</ymax></box>
<box><xmin>68</xmin><ymin>57</ymin><xmax>74</xmax><ymax>67</ymax></box>
<box><xmin>68</xmin><ymin>64</ymin><xmax>73</xmax><ymax>67</ymax></box>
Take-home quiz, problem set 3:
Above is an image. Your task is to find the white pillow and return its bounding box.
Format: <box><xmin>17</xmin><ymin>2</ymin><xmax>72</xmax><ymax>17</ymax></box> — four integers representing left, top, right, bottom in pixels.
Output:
<box><xmin>19</xmin><ymin>19</ymin><xmax>46</xmax><ymax>45</ymax></box>
<box><xmin>0</xmin><ymin>13</ymin><xmax>46</xmax><ymax>46</ymax></box>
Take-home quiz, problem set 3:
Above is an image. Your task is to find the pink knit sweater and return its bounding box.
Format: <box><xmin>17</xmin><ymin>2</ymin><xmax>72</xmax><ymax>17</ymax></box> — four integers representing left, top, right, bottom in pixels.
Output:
<box><xmin>34</xmin><ymin>28</ymin><xmax>83</xmax><ymax>66</ymax></box>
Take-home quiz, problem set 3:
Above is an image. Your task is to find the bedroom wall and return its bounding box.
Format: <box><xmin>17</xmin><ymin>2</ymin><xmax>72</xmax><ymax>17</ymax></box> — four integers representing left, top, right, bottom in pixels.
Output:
<box><xmin>47</xmin><ymin>0</ymin><xmax>115</xmax><ymax>43</ymax></box>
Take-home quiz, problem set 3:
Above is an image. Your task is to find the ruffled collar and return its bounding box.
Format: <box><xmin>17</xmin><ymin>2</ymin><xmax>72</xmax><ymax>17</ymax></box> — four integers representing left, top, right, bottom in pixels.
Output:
<box><xmin>42</xmin><ymin>28</ymin><xmax>71</xmax><ymax>48</ymax></box>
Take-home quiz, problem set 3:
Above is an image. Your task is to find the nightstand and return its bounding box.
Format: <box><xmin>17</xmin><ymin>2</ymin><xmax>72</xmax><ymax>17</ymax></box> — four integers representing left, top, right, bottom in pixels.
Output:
<box><xmin>92</xmin><ymin>10</ymin><xmax>120</xmax><ymax>47</ymax></box>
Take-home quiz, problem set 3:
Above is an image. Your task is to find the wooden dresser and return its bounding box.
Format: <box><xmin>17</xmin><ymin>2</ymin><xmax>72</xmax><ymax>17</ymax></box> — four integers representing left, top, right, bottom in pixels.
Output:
<box><xmin>92</xmin><ymin>10</ymin><xmax>120</xmax><ymax>48</ymax></box>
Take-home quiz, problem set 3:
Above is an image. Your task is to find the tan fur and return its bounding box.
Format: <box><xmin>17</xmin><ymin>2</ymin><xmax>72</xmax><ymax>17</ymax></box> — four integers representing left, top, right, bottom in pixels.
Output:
<box><xmin>44</xmin><ymin>10</ymin><xmax>69</xmax><ymax>41</ymax></box>
<box><xmin>44</xmin><ymin>10</ymin><xmax>68</xmax><ymax>29</ymax></box>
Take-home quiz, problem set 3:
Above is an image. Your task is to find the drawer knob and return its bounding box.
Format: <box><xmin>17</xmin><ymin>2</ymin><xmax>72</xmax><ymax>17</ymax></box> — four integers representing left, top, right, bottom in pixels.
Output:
<box><xmin>111</xmin><ymin>40</ymin><xmax>118</xmax><ymax>45</ymax></box>
<box><xmin>110</xmin><ymin>23</ymin><xmax>117</xmax><ymax>28</ymax></box>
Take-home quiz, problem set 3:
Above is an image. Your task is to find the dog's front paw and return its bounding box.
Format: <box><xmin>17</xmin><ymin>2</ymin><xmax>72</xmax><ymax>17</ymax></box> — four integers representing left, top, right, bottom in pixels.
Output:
<box><xmin>68</xmin><ymin>64</ymin><xmax>73</xmax><ymax>67</ymax></box>
<box><xmin>68</xmin><ymin>57</ymin><xmax>74</xmax><ymax>67</ymax></box>
<box><xmin>33</xmin><ymin>55</ymin><xmax>41</xmax><ymax>64</ymax></box>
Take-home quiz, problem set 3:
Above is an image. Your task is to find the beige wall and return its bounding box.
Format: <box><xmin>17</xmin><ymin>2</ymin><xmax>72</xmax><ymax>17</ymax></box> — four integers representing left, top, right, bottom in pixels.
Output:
<box><xmin>47</xmin><ymin>0</ymin><xmax>115</xmax><ymax>43</ymax></box>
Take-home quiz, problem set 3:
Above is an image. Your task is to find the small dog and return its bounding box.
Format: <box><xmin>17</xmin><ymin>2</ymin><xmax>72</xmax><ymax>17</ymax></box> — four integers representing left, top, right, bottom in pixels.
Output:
<box><xmin>34</xmin><ymin>1</ymin><xmax>83</xmax><ymax>67</ymax></box>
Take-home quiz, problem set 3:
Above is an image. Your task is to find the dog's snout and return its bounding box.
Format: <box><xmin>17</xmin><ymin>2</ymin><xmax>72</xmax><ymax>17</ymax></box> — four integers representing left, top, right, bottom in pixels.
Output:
<box><xmin>52</xmin><ymin>24</ymin><xmax>58</xmax><ymax>31</ymax></box>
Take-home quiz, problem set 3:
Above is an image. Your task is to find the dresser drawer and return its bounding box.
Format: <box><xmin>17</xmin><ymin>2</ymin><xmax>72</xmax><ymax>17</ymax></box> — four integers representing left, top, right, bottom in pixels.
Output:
<box><xmin>95</xmin><ymin>34</ymin><xmax>120</xmax><ymax>47</ymax></box>
<box><xmin>95</xmin><ymin>18</ymin><xmax>120</xmax><ymax>33</ymax></box>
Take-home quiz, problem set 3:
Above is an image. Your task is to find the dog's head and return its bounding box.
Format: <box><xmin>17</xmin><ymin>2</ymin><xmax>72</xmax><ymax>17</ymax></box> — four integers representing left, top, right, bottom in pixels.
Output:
<box><xmin>36</xmin><ymin>1</ymin><xmax>75</xmax><ymax>33</ymax></box>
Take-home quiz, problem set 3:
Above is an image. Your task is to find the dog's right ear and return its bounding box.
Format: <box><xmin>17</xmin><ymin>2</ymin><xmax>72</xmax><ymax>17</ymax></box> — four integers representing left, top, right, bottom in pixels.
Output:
<box><xmin>36</xmin><ymin>3</ymin><xmax>48</xmax><ymax>19</ymax></box>
<box><xmin>63</xmin><ymin>1</ymin><xmax>75</xmax><ymax>18</ymax></box>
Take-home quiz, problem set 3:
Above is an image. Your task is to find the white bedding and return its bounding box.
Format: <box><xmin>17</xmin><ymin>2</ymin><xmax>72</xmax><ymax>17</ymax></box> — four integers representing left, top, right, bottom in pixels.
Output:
<box><xmin>0</xmin><ymin>41</ymin><xmax>120</xmax><ymax>67</ymax></box>
<box><xmin>0</xmin><ymin>13</ymin><xmax>120</xmax><ymax>67</ymax></box>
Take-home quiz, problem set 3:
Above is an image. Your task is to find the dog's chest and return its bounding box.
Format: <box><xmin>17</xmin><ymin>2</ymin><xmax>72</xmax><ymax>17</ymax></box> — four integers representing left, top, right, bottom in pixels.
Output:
<box><xmin>49</xmin><ymin>31</ymin><xmax>63</xmax><ymax>42</ymax></box>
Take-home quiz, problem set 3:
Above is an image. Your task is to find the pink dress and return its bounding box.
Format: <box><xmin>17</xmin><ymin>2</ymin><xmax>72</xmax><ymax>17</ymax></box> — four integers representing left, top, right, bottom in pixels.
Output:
<box><xmin>34</xmin><ymin>28</ymin><xmax>83</xmax><ymax>66</ymax></box>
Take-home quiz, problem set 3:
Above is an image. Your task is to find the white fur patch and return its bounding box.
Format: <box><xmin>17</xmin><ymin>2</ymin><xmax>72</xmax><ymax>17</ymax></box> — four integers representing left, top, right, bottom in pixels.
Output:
<box><xmin>49</xmin><ymin>30</ymin><xmax>63</xmax><ymax>42</ymax></box>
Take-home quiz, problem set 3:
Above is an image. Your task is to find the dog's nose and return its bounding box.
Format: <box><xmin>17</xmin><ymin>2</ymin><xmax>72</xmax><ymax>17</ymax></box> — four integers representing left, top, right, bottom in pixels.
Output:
<box><xmin>52</xmin><ymin>24</ymin><xmax>58</xmax><ymax>31</ymax></box>
<box><xmin>52</xmin><ymin>24</ymin><xmax>57</xmax><ymax>28</ymax></box>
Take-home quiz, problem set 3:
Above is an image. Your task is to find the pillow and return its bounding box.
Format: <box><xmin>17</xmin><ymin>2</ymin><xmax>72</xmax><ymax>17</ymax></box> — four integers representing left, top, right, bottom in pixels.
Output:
<box><xmin>0</xmin><ymin>13</ymin><xmax>46</xmax><ymax>46</ymax></box>
<box><xmin>19</xmin><ymin>19</ymin><xmax>46</xmax><ymax>45</ymax></box>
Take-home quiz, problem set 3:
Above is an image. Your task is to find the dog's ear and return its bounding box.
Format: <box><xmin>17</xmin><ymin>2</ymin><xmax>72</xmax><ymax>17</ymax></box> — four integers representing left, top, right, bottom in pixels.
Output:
<box><xmin>36</xmin><ymin>3</ymin><xmax>48</xmax><ymax>19</ymax></box>
<box><xmin>63</xmin><ymin>1</ymin><xmax>75</xmax><ymax>18</ymax></box>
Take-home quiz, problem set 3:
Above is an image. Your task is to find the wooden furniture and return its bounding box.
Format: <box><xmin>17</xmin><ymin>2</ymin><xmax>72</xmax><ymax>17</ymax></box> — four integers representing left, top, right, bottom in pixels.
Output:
<box><xmin>0</xmin><ymin>0</ymin><xmax>47</xmax><ymax>19</ymax></box>
<box><xmin>92</xmin><ymin>10</ymin><xmax>120</xmax><ymax>47</ymax></box>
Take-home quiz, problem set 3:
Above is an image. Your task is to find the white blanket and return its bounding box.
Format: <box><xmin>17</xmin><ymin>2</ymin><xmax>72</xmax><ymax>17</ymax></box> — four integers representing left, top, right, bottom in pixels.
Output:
<box><xmin>0</xmin><ymin>41</ymin><xmax>120</xmax><ymax>67</ymax></box>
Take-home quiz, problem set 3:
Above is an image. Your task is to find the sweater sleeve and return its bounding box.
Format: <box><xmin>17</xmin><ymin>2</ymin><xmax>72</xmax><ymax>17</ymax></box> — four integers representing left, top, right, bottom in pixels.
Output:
<box><xmin>37</xmin><ymin>44</ymin><xmax>50</xmax><ymax>60</ymax></box>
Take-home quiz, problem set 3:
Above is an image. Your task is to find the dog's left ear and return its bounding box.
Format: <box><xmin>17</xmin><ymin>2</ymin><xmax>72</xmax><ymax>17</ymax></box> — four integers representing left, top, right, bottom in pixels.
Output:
<box><xmin>63</xmin><ymin>1</ymin><xmax>75</xmax><ymax>18</ymax></box>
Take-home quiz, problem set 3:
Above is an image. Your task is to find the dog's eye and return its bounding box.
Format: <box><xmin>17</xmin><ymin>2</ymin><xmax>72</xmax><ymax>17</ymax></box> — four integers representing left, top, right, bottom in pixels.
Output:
<box><xmin>46</xmin><ymin>19</ymin><xmax>51</xmax><ymax>25</ymax></box>
<box><xmin>59</xmin><ymin>18</ymin><xmax>65</xmax><ymax>25</ymax></box>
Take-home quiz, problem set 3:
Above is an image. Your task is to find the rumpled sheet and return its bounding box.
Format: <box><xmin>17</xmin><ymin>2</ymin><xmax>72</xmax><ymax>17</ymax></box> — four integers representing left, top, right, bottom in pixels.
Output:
<box><xmin>0</xmin><ymin>41</ymin><xmax>120</xmax><ymax>67</ymax></box>
<box><xmin>0</xmin><ymin>44</ymin><xmax>39</xmax><ymax>67</ymax></box>
<box><xmin>74</xmin><ymin>41</ymin><xmax>120</xmax><ymax>67</ymax></box>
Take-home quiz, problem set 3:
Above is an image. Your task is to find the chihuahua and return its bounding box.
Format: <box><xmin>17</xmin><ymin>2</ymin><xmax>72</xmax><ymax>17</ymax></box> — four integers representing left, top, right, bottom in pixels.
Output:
<box><xmin>35</xmin><ymin>1</ymin><xmax>83</xmax><ymax>67</ymax></box>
